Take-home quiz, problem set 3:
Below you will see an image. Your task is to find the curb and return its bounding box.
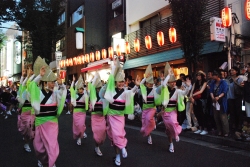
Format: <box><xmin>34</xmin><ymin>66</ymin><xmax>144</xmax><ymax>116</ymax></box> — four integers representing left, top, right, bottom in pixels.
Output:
<box><xmin>125</xmin><ymin>118</ymin><xmax>250</xmax><ymax>152</ymax></box>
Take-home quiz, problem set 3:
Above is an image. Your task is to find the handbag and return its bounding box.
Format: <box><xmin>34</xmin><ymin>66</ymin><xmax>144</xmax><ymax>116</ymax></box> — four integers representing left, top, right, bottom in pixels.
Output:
<box><xmin>193</xmin><ymin>90</ymin><xmax>202</xmax><ymax>100</ymax></box>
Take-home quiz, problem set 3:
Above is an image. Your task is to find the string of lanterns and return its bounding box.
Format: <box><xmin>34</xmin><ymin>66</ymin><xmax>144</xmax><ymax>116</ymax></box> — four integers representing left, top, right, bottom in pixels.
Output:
<box><xmin>60</xmin><ymin>28</ymin><xmax>177</xmax><ymax>68</ymax></box>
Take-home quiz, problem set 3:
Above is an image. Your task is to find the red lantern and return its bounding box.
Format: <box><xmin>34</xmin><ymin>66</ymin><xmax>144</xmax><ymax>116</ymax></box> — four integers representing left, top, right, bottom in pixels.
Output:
<box><xmin>90</xmin><ymin>52</ymin><xmax>95</xmax><ymax>62</ymax></box>
<box><xmin>73</xmin><ymin>57</ymin><xmax>77</xmax><ymax>65</ymax></box>
<box><xmin>134</xmin><ymin>38</ymin><xmax>140</xmax><ymax>52</ymax></box>
<box><xmin>95</xmin><ymin>51</ymin><xmax>101</xmax><ymax>61</ymax></box>
<box><xmin>69</xmin><ymin>58</ymin><xmax>73</xmax><ymax>66</ymax></box>
<box><xmin>66</xmin><ymin>59</ymin><xmax>69</xmax><ymax>66</ymax></box>
<box><xmin>221</xmin><ymin>7</ymin><xmax>232</xmax><ymax>27</ymax></box>
<box><xmin>145</xmin><ymin>35</ymin><xmax>152</xmax><ymax>49</ymax></box>
<box><xmin>125</xmin><ymin>42</ymin><xmax>130</xmax><ymax>54</ymax></box>
<box><xmin>157</xmin><ymin>31</ymin><xmax>164</xmax><ymax>46</ymax></box>
<box><xmin>116</xmin><ymin>44</ymin><xmax>121</xmax><ymax>56</ymax></box>
<box><xmin>60</xmin><ymin>70</ymin><xmax>66</xmax><ymax>79</ymax></box>
<box><xmin>81</xmin><ymin>55</ymin><xmax>85</xmax><ymax>64</ymax></box>
<box><xmin>102</xmin><ymin>49</ymin><xmax>107</xmax><ymax>59</ymax></box>
<box><xmin>108</xmin><ymin>47</ymin><xmax>113</xmax><ymax>59</ymax></box>
<box><xmin>77</xmin><ymin>56</ymin><xmax>82</xmax><ymax>64</ymax></box>
<box><xmin>245</xmin><ymin>0</ymin><xmax>250</xmax><ymax>20</ymax></box>
<box><xmin>169</xmin><ymin>27</ymin><xmax>177</xmax><ymax>43</ymax></box>
<box><xmin>60</xmin><ymin>60</ymin><xmax>63</xmax><ymax>68</ymax></box>
<box><xmin>85</xmin><ymin>54</ymin><xmax>90</xmax><ymax>63</ymax></box>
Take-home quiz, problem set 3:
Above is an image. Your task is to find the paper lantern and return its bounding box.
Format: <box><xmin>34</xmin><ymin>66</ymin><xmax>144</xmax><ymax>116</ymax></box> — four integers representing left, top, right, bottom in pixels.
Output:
<box><xmin>69</xmin><ymin>58</ymin><xmax>73</xmax><ymax>66</ymax></box>
<box><xmin>95</xmin><ymin>51</ymin><xmax>101</xmax><ymax>61</ymax></box>
<box><xmin>66</xmin><ymin>59</ymin><xmax>69</xmax><ymax>66</ymax></box>
<box><xmin>102</xmin><ymin>49</ymin><xmax>107</xmax><ymax>59</ymax></box>
<box><xmin>157</xmin><ymin>31</ymin><xmax>164</xmax><ymax>46</ymax></box>
<box><xmin>85</xmin><ymin>54</ymin><xmax>90</xmax><ymax>63</ymax></box>
<box><xmin>60</xmin><ymin>60</ymin><xmax>64</xmax><ymax>68</ymax></box>
<box><xmin>245</xmin><ymin>0</ymin><xmax>250</xmax><ymax>20</ymax></box>
<box><xmin>108</xmin><ymin>47</ymin><xmax>113</xmax><ymax>59</ymax></box>
<box><xmin>221</xmin><ymin>7</ymin><xmax>232</xmax><ymax>27</ymax></box>
<box><xmin>169</xmin><ymin>27</ymin><xmax>177</xmax><ymax>43</ymax></box>
<box><xmin>134</xmin><ymin>38</ymin><xmax>140</xmax><ymax>52</ymax></box>
<box><xmin>60</xmin><ymin>70</ymin><xmax>66</xmax><ymax>79</ymax></box>
<box><xmin>145</xmin><ymin>35</ymin><xmax>152</xmax><ymax>49</ymax></box>
<box><xmin>81</xmin><ymin>55</ymin><xmax>85</xmax><ymax>63</ymax></box>
<box><xmin>125</xmin><ymin>42</ymin><xmax>130</xmax><ymax>54</ymax></box>
<box><xmin>90</xmin><ymin>52</ymin><xmax>95</xmax><ymax>62</ymax></box>
<box><xmin>116</xmin><ymin>44</ymin><xmax>121</xmax><ymax>56</ymax></box>
<box><xmin>73</xmin><ymin>57</ymin><xmax>77</xmax><ymax>65</ymax></box>
<box><xmin>77</xmin><ymin>56</ymin><xmax>82</xmax><ymax>64</ymax></box>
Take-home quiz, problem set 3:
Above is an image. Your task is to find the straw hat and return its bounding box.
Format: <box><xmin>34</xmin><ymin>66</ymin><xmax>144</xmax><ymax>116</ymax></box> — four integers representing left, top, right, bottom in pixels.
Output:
<box><xmin>41</xmin><ymin>66</ymin><xmax>57</xmax><ymax>82</ymax></box>
<box><xmin>92</xmin><ymin>72</ymin><xmax>102</xmax><ymax>88</ymax></box>
<box><xmin>164</xmin><ymin>62</ymin><xmax>171</xmax><ymax>77</ymax></box>
<box><xmin>33</xmin><ymin>56</ymin><xmax>48</xmax><ymax>76</ymax></box>
<box><xmin>34</xmin><ymin>56</ymin><xmax>57</xmax><ymax>82</ymax></box>
<box><xmin>114</xmin><ymin>59</ymin><xmax>125</xmax><ymax>82</ymax></box>
<box><xmin>168</xmin><ymin>74</ymin><xmax>176</xmax><ymax>83</ymax></box>
<box><xmin>196</xmin><ymin>70</ymin><xmax>206</xmax><ymax>77</ymax></box>
<box><xmin>75</xmin><ymin>74</ymin><xmax>84</xmax><ymax>89</ymax></box>
<box><xmin>145</xmin><ymin>64</ymin><xmax>154</xmax><ymax>84</ymax></box>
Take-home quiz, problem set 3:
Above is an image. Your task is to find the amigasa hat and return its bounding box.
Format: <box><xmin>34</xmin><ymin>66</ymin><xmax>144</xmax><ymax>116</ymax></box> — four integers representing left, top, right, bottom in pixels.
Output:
<box><xmin>75</xmin><ymin>74</ymin><xmax>84</xmax><ymax>89</ymax></box>
<box><xmin>145</xmin><ymin>64</ymin><xmax>154</xmax><ymax>84</ymax></box>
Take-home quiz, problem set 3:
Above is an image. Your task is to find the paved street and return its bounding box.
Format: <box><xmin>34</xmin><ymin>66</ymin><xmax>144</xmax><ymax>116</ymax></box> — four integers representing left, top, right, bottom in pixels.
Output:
<box><xmin>1</xmin><ymin>112</ymin><xmax>250</xmax><ymax>167</ymax></box>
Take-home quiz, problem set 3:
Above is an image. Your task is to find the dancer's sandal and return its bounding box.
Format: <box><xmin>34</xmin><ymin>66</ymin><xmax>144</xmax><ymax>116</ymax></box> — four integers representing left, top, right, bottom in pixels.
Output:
<box><xmin>94</xmin><ymin>147</ymin><xmax>103</xmax><ymax>156</ymax></box>
<box><xmin>24</xmin><ymin>145</ymin><xmax>31</xmax><ymax>152</ymax></box>
<box><xmin>38</xmin><ymin>160</ymin><xmax>43</xmax><ymax>167</ymax></box>
<box><xmin>77</xmin><ymin>139</ymin><xmax>81</xmax><ymax>145</ymax></box>
<box><xmin>148</xmin><ymin>136</ymin><xmax>152</xmax><ymax>145</ymax></box>
<box><xmin>169</xmin><ymin>144</ymin><xmax>174</xmax><ymax>153</ymax></box>
<box><xmin>122</xmin><ymin>148</ymin><xmax>127</xmax><ymax>158</ymax></box>
<box><xmin>113</xmin><ymin>157</ymin><xmax>121</xmax><ymax>166</ymax></box>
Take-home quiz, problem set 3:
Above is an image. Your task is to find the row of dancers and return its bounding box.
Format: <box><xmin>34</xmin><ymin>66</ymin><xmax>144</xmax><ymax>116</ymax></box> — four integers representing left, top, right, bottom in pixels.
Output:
<box><xmin>17</xmin><ymin>56</ymin><xmax>190</xmax><ymax>167</ymax></box>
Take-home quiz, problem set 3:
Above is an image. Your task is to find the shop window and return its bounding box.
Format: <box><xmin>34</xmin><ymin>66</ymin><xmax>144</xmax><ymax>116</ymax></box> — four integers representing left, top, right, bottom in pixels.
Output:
<box><xmin>58</xmin><ymin>12</ymin><xmax>65</xmax><ymax>25</ymax></box>
<box><xmin>71</xmin><ymin>5</ymin><xmax>84</xmax><ymax>25</ymax></box>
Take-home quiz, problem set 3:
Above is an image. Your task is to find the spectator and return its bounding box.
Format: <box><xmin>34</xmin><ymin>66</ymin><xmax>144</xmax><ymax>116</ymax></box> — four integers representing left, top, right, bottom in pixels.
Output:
<box><xmin>226</xmin><ymin>66</ymin><xmax>244</xmax><ymax>131</ymax></box>
<box><xmin>127</xmin><ymin>75</ymin><xmax>135</xmax><ymax>90</ymax></box>
<box><xmin>183</xmin><ymin>75</ymin><xmax>198</xmax><ymax>131</ymax></box>
<box><xmin>210</xmin><ymin>69</ymin><xmax>229</xmax><ymax>137</ymax></box>
<box><xmin>206</xmin><ymin>70</ymin><xmax>216</xmax><ymax>131</ymax></box>
<box><xmin>190</xmin><ymin>71</ymin><xmax>208</xmax><ymax>135</ymax></box>
<box><xmin>244</xmin><ymin>63</ymin><xmax>250</xmax><ymax>119</ymax></box>
<box><xmin>235</xmin><ymin>121</ymin><xmax>250</xmax><ymax>141</ymax></box>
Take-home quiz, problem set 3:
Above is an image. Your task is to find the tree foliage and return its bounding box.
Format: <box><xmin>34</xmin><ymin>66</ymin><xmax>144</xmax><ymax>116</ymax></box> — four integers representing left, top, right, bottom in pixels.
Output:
<box><xmin>168</xmin><ymin>0</ymin><xmax>208</xmax><ymax>74</ymax></box>
<box><xmin>0</xmin><ymin>30</ymin><xmax>7</xmax><ymax>49</ymax></box>
<box><xmin>0</xmin><ymin>0</ymin><xmax>16</xmax><ymax>24</ymax></box>
<box><xmin>11</xmin><ymin>0</ymin><xmax>65</xmax><ymax>62</ymax></box>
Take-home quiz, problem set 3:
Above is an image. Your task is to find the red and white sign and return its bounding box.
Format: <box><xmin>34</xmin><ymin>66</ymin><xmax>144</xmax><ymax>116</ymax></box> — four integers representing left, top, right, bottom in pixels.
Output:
<box><xmin>210</xmin><ymin>17</ymin><xmax>226</xmax><ymax>42</ymax></box>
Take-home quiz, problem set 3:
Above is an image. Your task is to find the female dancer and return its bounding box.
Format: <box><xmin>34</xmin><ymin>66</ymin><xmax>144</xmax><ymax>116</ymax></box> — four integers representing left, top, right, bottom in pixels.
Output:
<box><xmin>161</xmin><ymin>63</ymin><xmax>191</xmax><ymax>153</ymax></box>
<box><xmin>17</xmin><ymin>69</ymin><xmax>35</xmax><ymax>152</ymax></box>
<box><xmin>104</xmin><ymin>58</ymin><xmax>140</xmax><ymax>166</ymax></box>
<box><xmin>139</xmin><ymin>64</ymin><xmax>162</xmax><ymax>144</ymax></box>
<box><xmin>89</xmin><ymin>72</ymin><xmax>106</xmax><ymax>156</ymax></box>
<box><xmin>70</xmin><ymin>75</ymin><xmax>88</xmax><ymax>145</ymax></box>
<box><xmin>30</xmin><ymin>57</ymin><xmax>67</xmax><ymax>167</ymax></box>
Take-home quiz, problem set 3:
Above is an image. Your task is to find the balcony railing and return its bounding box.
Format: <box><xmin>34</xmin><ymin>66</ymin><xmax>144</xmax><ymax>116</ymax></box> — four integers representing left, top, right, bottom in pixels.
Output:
<box><xmin>125</xmin><ymin>0</ymin><xmax>224</xmax><ymax>59</ymax></box>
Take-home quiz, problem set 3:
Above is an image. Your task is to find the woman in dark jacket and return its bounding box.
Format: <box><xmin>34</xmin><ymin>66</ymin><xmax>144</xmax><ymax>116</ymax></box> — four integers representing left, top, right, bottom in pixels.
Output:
<box><xmin>190</xmin><ymin>71</ymin><xmax>208</xmax><ymax>135</ymax></box>
<box><xmin>210</xmin><ymin>69</ymin><xmax>229</xmax><ymax>136</ymax></box>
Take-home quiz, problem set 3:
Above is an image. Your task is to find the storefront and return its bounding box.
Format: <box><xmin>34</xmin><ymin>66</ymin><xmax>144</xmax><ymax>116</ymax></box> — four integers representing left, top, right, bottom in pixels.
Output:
<box><xmin>123</xmin><ymin>41</ymin><xmax>224</xmax><ymax>79</ymax></box>
<box><xmin>81</xmin><ymin>58</ymin><xmax>112</xmax><ymax>82</ymax></box>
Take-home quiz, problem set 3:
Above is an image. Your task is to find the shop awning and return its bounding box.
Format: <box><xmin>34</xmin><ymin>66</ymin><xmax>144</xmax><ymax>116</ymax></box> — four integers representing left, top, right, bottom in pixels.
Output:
<box><xmin>123</xmin><ymin>41</ymin><xmax>223</xmax><ymax>70</ymax></box>
<box><xmin>81</xmin><ymin>64</ymin><xmax>103</xmax><ymax>72</ymax></box>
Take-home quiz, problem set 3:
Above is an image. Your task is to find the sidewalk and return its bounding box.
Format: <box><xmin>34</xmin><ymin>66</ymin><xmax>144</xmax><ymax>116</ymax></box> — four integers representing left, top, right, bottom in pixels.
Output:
<box><xmin>125</xmin><ymin>117</ymin><xmax>250</xmax><ymax>152</ymax></box>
